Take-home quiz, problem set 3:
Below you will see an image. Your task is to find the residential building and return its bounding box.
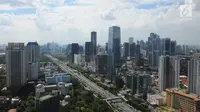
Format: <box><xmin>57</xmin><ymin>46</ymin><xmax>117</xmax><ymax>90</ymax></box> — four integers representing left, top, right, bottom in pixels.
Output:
<box><xmin>74</xmin><ymin>54</ymin><xmax>83</xmax><ymax>65</ymax></box>
<box><xmin>6</xmin><ymin>43</ymin><xmax>26</xmax><ymax>92</ymax></box>
<box><xmin>26</xmin><ymin>42</ymin><xmax>40</xmax><ymax>81</ymax></box>
<box><xmin>71</xmin><ymin>43</ymin><xmax>79</xmax><ymax>63</ymax></box>
<box><xmin>158</xmin><ymin>56</ymin><xmax>180</xmax><ymax>91</ymax></box>
<box><xmin>166</xmin><ymin>89</ymin><xmax>200</xmax><ymax>112</ymax></box>
<box><xmin>188</xmin><ymin>56</ymin><xmax>200</xmax><ymax>95</ymax></box>
<box><xmin>107</xmin><ymin>26</ymin><xmax>121</xmax><ymax>83</ymax></box>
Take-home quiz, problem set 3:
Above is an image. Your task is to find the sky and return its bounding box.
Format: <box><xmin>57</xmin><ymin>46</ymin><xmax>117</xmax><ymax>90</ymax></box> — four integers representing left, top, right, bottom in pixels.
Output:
<box><xmin>0</xmin><ymin>0</ymin><xmax>200</xmax><ymax>45</ymax></box>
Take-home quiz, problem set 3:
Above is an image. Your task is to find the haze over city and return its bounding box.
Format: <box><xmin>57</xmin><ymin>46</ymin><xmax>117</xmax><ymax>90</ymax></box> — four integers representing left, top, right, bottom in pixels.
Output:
<box><xmin>0</xmin><ymin>0</ymin><xmax>200</xmax><ymax>45</ymax></box>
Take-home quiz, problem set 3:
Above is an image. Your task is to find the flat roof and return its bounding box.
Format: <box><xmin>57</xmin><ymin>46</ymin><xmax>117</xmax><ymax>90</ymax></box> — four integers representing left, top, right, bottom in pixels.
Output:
<box><xmin>165</xmin><ymin>89</ymin><xmax>199</xmax><ymax>101</ymax></box>
<box><xmin>40</xmin><ymin>95</ymin><xmax>53</xmax><ymax>101</ymax></box>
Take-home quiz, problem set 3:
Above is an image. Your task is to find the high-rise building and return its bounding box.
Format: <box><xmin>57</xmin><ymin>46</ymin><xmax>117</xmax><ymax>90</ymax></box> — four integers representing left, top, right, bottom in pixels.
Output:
<box><xmin>91</xmin><ymin>31</ymin><xmax>97</xmax><ymax>56</ymax></box>
<box><xmin>105</xmin><ymin>43</ymin><xmax>108</xmax><ymax>53</ymax></box>
<box><xmin>95</xmin><ymin>54</ymin><xmax>107</xmax><ymax>75</ymax></box>
<box><xmin>136</xmin><ymin>45</ymin><xmax>141</xmax><ymax>66</ymax></box>
<box><xmin>108</xmin><ymin>26</ymin><xmax>121</xmax><ymax>83</ymax></box>
<box><xmin>79</xmin><ymin>45</ymin><xmax>84</xmax><ymax>54</ymax></box>
<box><xmin>123</xmin><ymin>42</ymin><xmax>129</xmax><ymax>58</ymax></box>
<box><xmin>139</xmin><ymin>40</ymin><xmax>145</xmax><ymax>50</ymax></box>
<box><xmin>85</xmin><ymin>42</ymin><xmax>92</xmax><ymax>62</ymax></box>
<box><xmin>26</xmin><ymin>42</ymin><xmax>40</xmax><ymax>81</ymax></box>
<box><xmin>126</xmin><ymin>74</ymin><xmax>137</xmax><ymax>94</ymax></box>
<box><xmin>129</xmin><ymin>42</ymin><xmax>136</xmax><ymax>57</ymax></box>
<box><xmin>71</xmin><ymin>43</ymin><xmax>79</xmax><ymax>63</ymax></box>
<box><xmin>158</xmin><ymin>56</ymin><xmax>180</xmax><ymax>91</ymax></box>
<box><xmin>148</xmin><ymin>33</ymin><xmax>160</xmax><ymax>69</ymax></box>
<box><xmin>163</xmin><ymin>38</ymin><xmax>171</xmax><ymax>55</ymax></box>
<box><xmin>188</xmin><ymin>56</ymin><xmax>200</xmax><ymax>95</ymax></box>
<box><xmin>129</xmin><ymin>37</ymin><xmax>134</xmax><ymax>44</ymax></box>
<box><xmin>170</xmin><ymin>41</ymin><xmax>176</xmax><ymax>56</ymax></box>
<box><xmin>6</xmin><ymin>43</ymin><xmax>26</xmax><ymax>92</ymax></box>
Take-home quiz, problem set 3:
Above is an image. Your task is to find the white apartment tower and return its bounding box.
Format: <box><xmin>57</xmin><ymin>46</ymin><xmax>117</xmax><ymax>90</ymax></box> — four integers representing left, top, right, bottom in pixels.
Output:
<box><xmin>158</xmin><ymin>55</ymin><xmax>180</xmax><ymax>91</ymax></box>
<box><xmin>6</xmin><ymin>43</ymin><xmax>26</xmax><ymax>88</ymax></box>
<box><xmin>26</xmin><ymin>42</ymin><xmax>40</xmax><ymax>80</ymax></box>
<box><xmin>188</xmin><ymin>56</ymin><xmax>200</xmax><ymax>95</ymax></box>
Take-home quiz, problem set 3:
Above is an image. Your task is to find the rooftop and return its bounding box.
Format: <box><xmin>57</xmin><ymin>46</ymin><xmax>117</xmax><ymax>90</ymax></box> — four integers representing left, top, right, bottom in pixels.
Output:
<box><xmin>27</xmin><ymin>42</ymin><xmax>39</xmax><ymax>46</ymax></box>
<box><xmin>165</xmin><ymin>89</ymin><xmax>200</xmax><ymax>101</ymax></box>
<box><xmin>40</xmin><ymin>95</ymin><xmax>53</xmax><ymax>101</ymax></box>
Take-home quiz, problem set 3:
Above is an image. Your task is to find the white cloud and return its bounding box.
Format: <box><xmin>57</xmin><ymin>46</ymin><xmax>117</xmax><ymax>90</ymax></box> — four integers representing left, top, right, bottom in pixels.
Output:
<box><xmin>0</xmin><ymin>0</ymin><xmax>200</xmax><ymax>45</ymax></box>
<box><xmin>0</xmin><ymin>14</ymin><xmax>13</xmax><ymax>25</ymax></box>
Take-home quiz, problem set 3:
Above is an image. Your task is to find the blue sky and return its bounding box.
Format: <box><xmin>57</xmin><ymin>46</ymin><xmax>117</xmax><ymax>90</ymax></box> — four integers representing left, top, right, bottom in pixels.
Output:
<box><xmin>0</xmin><ymin>0</ymin><xmax>200</xmax><ymax>45</ymax></box>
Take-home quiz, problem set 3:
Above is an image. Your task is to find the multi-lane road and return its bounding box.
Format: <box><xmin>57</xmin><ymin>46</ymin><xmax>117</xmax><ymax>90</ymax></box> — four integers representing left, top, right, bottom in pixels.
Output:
<box><xmin>45</xmin><ymin>54</ymin><xmax>138</xmax><ymax>112</ymax></box>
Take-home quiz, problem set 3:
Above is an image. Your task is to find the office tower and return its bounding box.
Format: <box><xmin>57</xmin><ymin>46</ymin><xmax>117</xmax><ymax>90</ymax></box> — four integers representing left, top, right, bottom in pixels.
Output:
<box><xmin>148</xmin><ymin>33</ymin><xmax>160</xmax><ymax>69</ymax></box>
<box><xmin>26</xmin><ymin>42</ymin><xmax>40</xmax><ymax>81</ymax></box>
<box><xmin>176</xmin><ymin>45</ymin><xmax>182</xmax><ymax>55</ymax></box>
<box><xmin>158</xmin><ymin>56</ymin><xmax>180</xmax><ymax>91</ymax></box>
<box><xmin>136</xmin><ymin>45</ymin><xmax>141</xmax><ymax>66</ymax></box>
<box><xmin>96</xmin><ymin>54</ymin><xmax>107</xmax><ymax>75</ymax></box>
<box><xmin>108</xmin><ymin>26</ymin><xmax>121</xmax><ymax>83</ymax></box>
<box><xmin>170</xmin><ymin>41</ymin><xmax>176</xmax><ymax>55</ymax></box>
<box><xmin>188</xmin><ymin>56</ymin><xmax>200</xmax><ymax>95</ymax></box>
<box><xmin>123</xmin><ymin>42</ymin><xmax>129</xmax><ymax>58</ymax></box>
<box><xmin>79</xmin><ymin>45</ymin><xmax>84</xmax><ymax>54</ymax></box>
<box><xmin>163</xmin><ymin>38</ymin><xmax>171</xmax><ymax>55</ymax></box>
<box><xmin>71</xmin><ymin>43</ymin><xmax>79</xmax><ymax>63</ymax></box>
<box><xmin>129</xmin><ymin>42</ymin><xmax>136</xmax><ymax>57</ymax></box>
<box><xmin>6</xmin><ymin>43</ymin><xmax>26</xmax><ymax>92</ymax></box>
<box><xmin>126</xmin><ymin>74</ymin><xmax>137</xmax><ymax>94</ymax></box>
<box><xmin>129</xmin><ymin>37</ymin><xmax>134</xmax><ymax>44</ymax></box>
<box><xmin>139</xmin><ymin>40</ymin><xmax>145</xmax><ymax>49</ymax></box>
<box><xmin>85</xmin><ymin>42</ymin><xmax>92</xmax><ymax>62</ymax></box>
<box><xmin>105</xmin><ymin>43</ymin><xmax>108</xmax><ymax>53</ymax></box>
<box><xmin>91</xmin><ymin>31</ymin><xmax>97</xmax><ymax>56</ymax></box>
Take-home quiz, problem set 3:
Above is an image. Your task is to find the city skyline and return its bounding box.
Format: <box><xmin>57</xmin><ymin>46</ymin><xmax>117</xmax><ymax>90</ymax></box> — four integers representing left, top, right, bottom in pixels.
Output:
<box><xmin>0</xmin><ymin>0</ymin><xmax>200</xmax><ymax>45</ymax></box>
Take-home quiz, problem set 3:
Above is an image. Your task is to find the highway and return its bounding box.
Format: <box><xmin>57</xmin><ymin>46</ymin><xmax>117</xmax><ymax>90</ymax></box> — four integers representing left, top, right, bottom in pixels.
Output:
<box><xmin>45</xmin><ymin>54</ymin><xmax>137</xmax><ymax>112</ymax></box>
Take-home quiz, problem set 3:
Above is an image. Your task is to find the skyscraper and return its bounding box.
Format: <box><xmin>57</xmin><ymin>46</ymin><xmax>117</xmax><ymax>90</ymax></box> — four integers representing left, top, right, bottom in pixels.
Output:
<box><xmin>129</xmin><ymin>42</ymin><xmax>136</xmax><ymax>57</ymax></box>
<box><xmin>26</xmin><ymin>42</ymin><xmax>40</xmax><ymax>81</ymax></box>
<box><xmin>158</xmin><ymin>56</ymin><xmax>180</xmax><ymax>91</ymax></box>
<box><xmin>85</xmin><ymin>42</ymin><xmax>92</xmax><ymax>62</ymax></box>
<box><xmin>163</xmin><ymin>38</ymin><xmax>171</xmax><ymax>55</ymax></box>
<box><xmin>188</xmin><ymin>56</ymin><xmax>200</xmax><ymax>95</ymax></box>
<box><xmin>91</xmin><ymin>31</ymin><xmax>97</xmax><ymax>56</ymax></box>
<box><xmin>108</xmin><ymin>26</ymin><xmax>121</xmax><ymax>83</ymax></box>
<box><xmin>6</xmin><ymin>43</ymin><xmax>26</xmax><ymax>92</ymax></box>
<box><xmin>95</xmin><ymin>54</ymin><xmax>107</xmax><ymax>75</ymax></box>
<box><xmin>148</xmin><ymin>33</ymin><xmax>160</xmax><ymax>69</ymax></box>
<box><xmin>136</xmin><ymin>45</ymin><xmax>142</xmax><ymax>66</ymax></box>
<box><xmin>129</xmin><ymin>37</ymin><xmax>134</xmax><ymax>44</ymax></box>
<box><xmin>123</xmin><ymin>42</ymin><xmax>129</xmax><ymax>58</ymax></box>
<box><xmin>170</xmin><ymin>40</ymin><xmax>176</xmax><ymax>56</ymax></box>
<box><xmin>71</xmin><ymin>43</ymin><xmax>79</xmax><ymax>63</ymax></box>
